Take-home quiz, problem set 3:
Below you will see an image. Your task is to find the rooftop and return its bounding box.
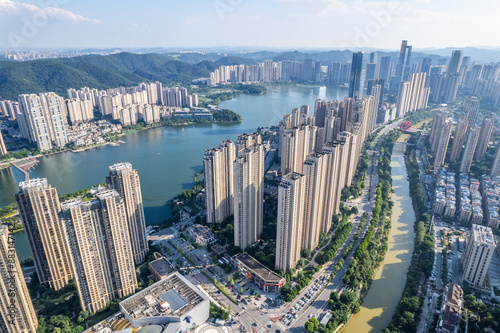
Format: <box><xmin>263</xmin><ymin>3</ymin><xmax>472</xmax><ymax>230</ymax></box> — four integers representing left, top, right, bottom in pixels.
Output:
<box><xmin>233</xmin><ymin>253</ymin><xmax>284</xmax><ymax>284</ymax></box>
<box><xmin>149</xmin><ymin>257</ymin><xmax>176</xmax><ymax>278</ymax></box>
<box><xmin>472</xmin><ymin>224</ymin><xmax>495</xmax><ymax>245</ymax></box>
<box><xmin>120</xmin><ymin>272</ymin><xmax>206</xmax><ymax>320</ymax></box>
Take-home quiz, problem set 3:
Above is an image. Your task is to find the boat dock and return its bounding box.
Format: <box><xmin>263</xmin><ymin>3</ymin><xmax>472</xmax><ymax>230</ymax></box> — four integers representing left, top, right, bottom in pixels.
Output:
<box><xmin>11</xmin><ymin>158</ymin><xmax>39</xmax><ymax>181</ymax></box>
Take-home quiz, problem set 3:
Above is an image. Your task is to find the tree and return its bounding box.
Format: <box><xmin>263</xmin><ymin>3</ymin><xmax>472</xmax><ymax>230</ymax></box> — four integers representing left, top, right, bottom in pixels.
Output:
<box><xmin>339</xmin><ymin>291</ymin><xmax>357</xmax><ymax>306</ymax></box>
<box><xmin>301</xmin><ymin>248</ymin><xmax>311</xmax><ymax>259</ymax></box>
<box><xmin>77</xmin><ymin>311</ymin><xmax>90</xmax><ymax>323</ymax></box>
<box><xmin>330</xmin><ymin>291</ymin><xmax>339</xmax><ymax>302</ymax></box>
<box><xmin>350</xmin><ymin>206</ymin><xmax>359</xmax><ymax>215</ymax></box>
<box><xmin>240</xmin><ymin>286</ymin><xmax>243</xmax><ymax>294</ymax></box>
<box><xmin>255</xmin><ymin>291</ymin><xmax>259</xmax><ymax>298</ymax></box>
<box><xmin>464</xmin><ymin>294</ymin><xmax>476</xmax><ymax>309</ymax></box>
<box><xmin>231</xmin><ymin>279</ymin><xmax>234</xmax><ymax>287</ymax></box>
<box><xmin>227</xmin><ymin>275</ymin><xmax>231</xmax><ymax>283</ymax></box>
<box><xmin>305</xmin><ymin>318</ymin><xmax>319</xmax><ymax>332</ymax></box>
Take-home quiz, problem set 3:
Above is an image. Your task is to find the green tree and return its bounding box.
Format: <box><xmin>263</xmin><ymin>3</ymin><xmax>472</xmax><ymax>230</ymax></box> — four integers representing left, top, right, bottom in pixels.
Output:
<box><xmin>301</xmin><ymin>248</ymin><xmax>311</xmax><ymax>259</ymax></box>
<box><xmin>240</xmin><ymin>286</ymin><xmax>243</xmax><ymax>294</ymax></box>
<box><xmin>350</xmin><ymin>206</ymin><xmax>359</xmax><ymax>215</ymax></box>
<box><xmin>231</xmin><ymin>279</ymin><xmax>235</xmax><ymax>287</ymax></box>
<box><xmin>255</xmin><ymin>291</ymin><xmax>259</xmax><ymax>298</ymax></box>
<box><xmin>77</xmin><ymin>310</ymin><xmax>90</xmax><ymax>323</ymax></box>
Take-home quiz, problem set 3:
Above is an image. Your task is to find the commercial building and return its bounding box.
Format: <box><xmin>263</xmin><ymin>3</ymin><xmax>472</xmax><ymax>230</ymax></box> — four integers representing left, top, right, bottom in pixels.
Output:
<box><xmin>17</xmin><ymin>93</ymin><xmax>68</xmax><ymax>151</ymax></box>
<box><xmin>349</xmin><ymin>52</ymin><xmax>368</xmax><ymax>100</ymax></box>
<box><xmin>60</xmin><ymin>191</ymin><xmax>138</xmax><ymax>314</ymax></box>
<box><xmin>107</xmin><ymin>162</ymin><xmax>148</xmax><ymax>264</ymax></box>
<box><xmin>118</xmin><ymin>272</ymin><xmax>209</xmax><ymax>333</ymax></box>
<box><xmin>275</xmin><ymin>173</ymin><xmax>306</xmax><ymax>271</ymax></box>
<box><xmin>234</xmin><ymin>134</ymin><xmax>264</xmax><ymax>250</ymax></box>
<box><xmin>204</xmin><ymin>140</ymin><xmax>235</xmax><ymax>224</ymax></box>
<box><xmin>15</xmin><ymin>178</ymin><xmax>73</xmax><ymax>290</ymax></box>
<box><xmin>0</xmin><ymin>225</ymin><xmax>38</xmax><ymax>333</ymax></box>
<box><xmin>462</xmin><ymin>224</ymin><xmax>496</xmax><ymax>286</ymax></box>
<box><xmin>232</xmin><ymin>254</ymin><xmax>285</xmax><ymax>292</ymax></box>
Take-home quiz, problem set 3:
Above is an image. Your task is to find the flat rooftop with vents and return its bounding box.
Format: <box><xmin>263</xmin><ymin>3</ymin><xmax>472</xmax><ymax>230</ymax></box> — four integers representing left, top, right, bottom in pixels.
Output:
<box><xmin>118</xmin><ymin>272</ymin><xmax>209</xmax><ymax>332</ymax></box>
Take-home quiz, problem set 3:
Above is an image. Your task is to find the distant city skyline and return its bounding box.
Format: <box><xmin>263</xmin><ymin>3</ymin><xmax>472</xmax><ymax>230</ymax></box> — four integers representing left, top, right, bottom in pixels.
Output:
<box><xmin>0</xmin><ymin>0</ymin><xmax>498</xmax><ymax>50</ymax></box>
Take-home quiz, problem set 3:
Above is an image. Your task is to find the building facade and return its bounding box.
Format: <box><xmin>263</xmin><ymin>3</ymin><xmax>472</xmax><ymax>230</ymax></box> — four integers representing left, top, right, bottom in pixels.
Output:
<box><xmin>462</xmin><ymin>224</ymin><xmax>495</xmax><ymax>286</ymax></box>
<box><xmin>204</xmin><ymin>140</ymin><xmax>235</xmax><ymax>224</ymax></box>
<box><xmin>106</xmin><ymin>162</ymin><xmax>148</xmax><ymax>264</ymax></box>
<box><xmin>0</xmin><ymin>226</ymin><xmax>38</xmax><ymax>333</ymax></box>
<box><xmin>60</xmin><ymin>191</ymin><xmax>138</xmax><ymax>314</ymax></box>
<box><xmin>17</xmin><ymin>93</ymin><xmax>68</xmax><ymax>151</ymax></box>
<box><xmin>234</xmin><ymin>135</ymin><xmax>264</xmax><ymax>250</ymax></box>
<box><xmin>15</xmin><ymin>178</ymin><xmax>73</xmax><ymax>290</ymax></box>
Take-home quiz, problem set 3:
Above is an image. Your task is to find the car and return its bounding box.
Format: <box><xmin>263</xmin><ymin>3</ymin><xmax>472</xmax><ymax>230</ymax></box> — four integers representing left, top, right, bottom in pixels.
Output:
<box><xmin>252</xmin><ymin>323</ymin><xmax>257</xmax><ymax>327</ymax></box>
<box><xmin>267</xmin><ymin>324</ymin><xmax>272</xmax><ymax>328</ymax></box>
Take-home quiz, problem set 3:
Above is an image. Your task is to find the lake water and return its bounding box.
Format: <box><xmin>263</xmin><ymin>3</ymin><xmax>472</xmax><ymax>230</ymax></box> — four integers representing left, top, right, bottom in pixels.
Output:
<box><xmin>0</xmin><ymin>84</ymin><xmax>349</xmax><ymax>261</ymax></box>
<box><xmin>343</xmin><ymin>142</ymin><xmax>415</xmax><ymax>333</ymax></box>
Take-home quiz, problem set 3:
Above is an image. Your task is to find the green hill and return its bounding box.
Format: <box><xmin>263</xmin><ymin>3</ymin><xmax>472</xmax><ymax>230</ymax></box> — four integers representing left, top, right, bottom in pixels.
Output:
<box><xmin>0</xmin><ymin>52</ymin><xmax>218</xmax><ymax>100</ymax></box>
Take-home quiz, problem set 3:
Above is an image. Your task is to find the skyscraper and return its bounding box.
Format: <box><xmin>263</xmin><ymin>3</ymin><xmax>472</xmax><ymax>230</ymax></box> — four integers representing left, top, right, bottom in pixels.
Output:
<box><xmin>61</xmin><ymin>191</ymin><xmax>138</xmax><ymax>314</ymax></box>
<box><xmin>301</xmin><ymin>153</ymin><xmax>328</xmax><ymax>250</ymax></box>
<box><xmin>396</xmin><ymin>40</ymin><xmax>412</xmax><ymax>81</ymax></box>
<box><xmin>0</xmin><ymin>132</ymin><xmax>7</xmax><ymax>156</ymax></box>
<box><xmin>15</xmin><ymin>178</ymin><xmax>73</xmax><ymax>290</ymax></box>
<box><xmin>204</xmin><ymin>140</ymin><xmax>236</xmax><ymax>224</ymax></box>
<box><xmin>447</xmin><ymin>50</ymin><xmax>463</xmax><ymax>75</ymax></box>
<box><xmin>464</xmin><ymin>96</ymin><xmax>481</xmax><ymax>131</ymax></box>
<box><xmin>378</xmin><ymin>56</ymin><xmax>392</xmax><ymax>88</ymax></box>
<box><xmin>434</xmin><ymin>120</ymin><xmax>453</xmax><ymax>169</ymax></box>
<box><xmin>449</xmin><ymin>112</ymin><xmax>469</xmax><ymax>162</ymax></box>
<box><xmin>234</xmin><ymin>135</ymin><xmax>264</xmax><ymax>250</ymax></box>
<box><xmin>349</xmin><ymin>52</ymin><xmax>368</xmax><ymax>100</ymax></box>
<box><xmin>0</xmin><ymin>225</ymin><xmax>38</xmax><ymax>333</ymax></box>
<box><xmin>17</xmin><ymin>93</ymin><xmax>68</xmax><ymax>151</ymax></box>
<box><xmin>429</xmin><ymin>110</ymin><xmax>447</xmax><ymax>151</ymax></box>
<box><xmin>106</xmin><ymin>163</ymin><xmax>148</xmax><ymax>264</ymax></box>
<box><xmin>421</xmin><ymin>57</ymin><xmax>432</xmax><ymax>76</ymax></box>
<box><xmin>491</xmin><ymin>145</ymin><xmax>500</xmax><ymax>176</ymax></box>
<box><xmin>275</xmin><ymin>173</ymin><xmax>306</xmax><ymax>271</ymax></box>
<box><xmin>459</xmin><ymin>127</ymin><xmax>480</xmax><ymax>173</ymax></box>
<box><xmin>462</xmin><ymin>224</ymin><xmax>495</xmax><ymax>287</ymax></box>
<box><xmin>280</xmin><ymin>125</ymin><xmax>315</xmax><ymax>175</ymax></box>
<box><xmin>474</xmin><ymin>114</ymin><xmax>494</xmax><ymax>160</ymax></box>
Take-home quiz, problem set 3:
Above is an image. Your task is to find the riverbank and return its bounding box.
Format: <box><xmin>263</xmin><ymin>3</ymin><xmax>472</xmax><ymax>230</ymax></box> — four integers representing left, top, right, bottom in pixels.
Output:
<box><xmin>343</xmin><ymin>137</ymin><xmax>415</xmax><ymax>333</ymax></box>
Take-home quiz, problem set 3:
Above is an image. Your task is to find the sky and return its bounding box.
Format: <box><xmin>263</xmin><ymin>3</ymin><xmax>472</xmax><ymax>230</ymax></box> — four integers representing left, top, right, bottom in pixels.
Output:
<box><xmin>0</xmin><ymin>0</ymin><xmax>499</xmax><ymax>51</ymax></box>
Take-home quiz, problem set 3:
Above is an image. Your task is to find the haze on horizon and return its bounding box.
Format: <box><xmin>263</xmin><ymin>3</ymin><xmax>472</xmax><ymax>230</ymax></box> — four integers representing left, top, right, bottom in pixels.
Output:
<box><xmin>0</xmin><ymin>0</ymin><xmax>498</xmax><ymax>50</ymax></box>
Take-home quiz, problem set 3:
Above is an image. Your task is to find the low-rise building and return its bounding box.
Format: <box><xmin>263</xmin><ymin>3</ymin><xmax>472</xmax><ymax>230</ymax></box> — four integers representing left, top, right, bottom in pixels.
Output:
<box><xmin>231</xmin><ymin>253</ymin><xmax>285</xmax><ymax>293</ymax></box>
<box><xmin>438</xmin><ymin>283</ymin><xmax>463</xmax><ymax>333</ymax></box>
<box><xmin>188</xmin><ymin>224</ymin><xmax>216</xmax><ymax>246</ymax></box>
<box><xmin>149</xmin><ymin>256</ymin><xmax>176</xmax><ymax>282</ymax></box>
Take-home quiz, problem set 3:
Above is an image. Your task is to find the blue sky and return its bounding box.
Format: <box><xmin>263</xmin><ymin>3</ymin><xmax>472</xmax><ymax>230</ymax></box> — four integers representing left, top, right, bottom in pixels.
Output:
<box><xmin>0</xmin><ymin>0</ymin><xmax>498</xmax><ymax>50</ymax></box>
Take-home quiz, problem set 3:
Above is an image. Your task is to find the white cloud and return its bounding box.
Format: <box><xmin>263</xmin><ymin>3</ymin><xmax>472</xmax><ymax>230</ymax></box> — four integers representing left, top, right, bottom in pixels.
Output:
<box><xmin>0</xmin><ymin>0</ymin><xmax>100</xmax><ymax>23</ymax></box>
